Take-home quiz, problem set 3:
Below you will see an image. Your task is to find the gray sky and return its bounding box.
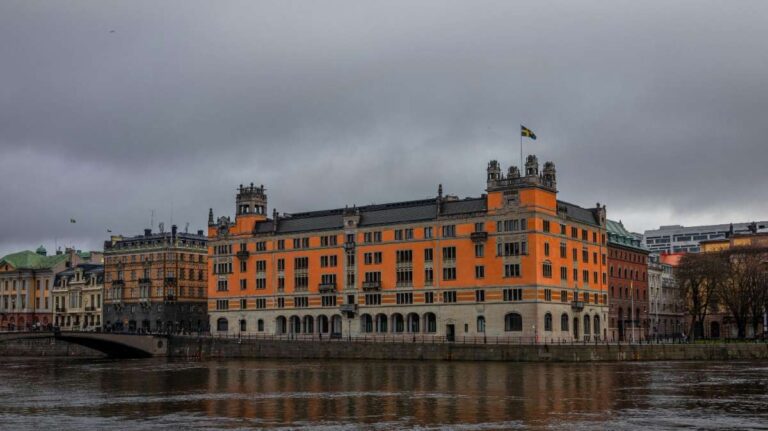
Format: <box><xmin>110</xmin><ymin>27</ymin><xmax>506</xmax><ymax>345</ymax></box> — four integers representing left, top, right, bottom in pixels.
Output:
<box><xmin>1</xmin><ymin>0</ymin><xmax>767</xmax><ymax>256</ymax></box>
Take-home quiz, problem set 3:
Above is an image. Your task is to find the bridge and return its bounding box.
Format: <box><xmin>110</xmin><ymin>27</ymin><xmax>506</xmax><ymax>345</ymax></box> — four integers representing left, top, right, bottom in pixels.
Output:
<box><xmin>0</xmin><ymin>331</ymin><xmax>169</xmax><ymax>358</ymax></box>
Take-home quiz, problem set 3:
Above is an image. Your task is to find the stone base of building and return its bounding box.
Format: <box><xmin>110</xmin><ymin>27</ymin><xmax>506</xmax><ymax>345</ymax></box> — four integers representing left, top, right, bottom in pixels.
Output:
<box><xmin>53</xmin><ymin>311</ymin><xmax>103</xmax><ymax>331</ymax></box>
<box><xmin>104</xmin><ymin>301</ymin><xmax>208</xmax><ymax>333</ymax></box>
<box><xmin>210</xmin><ymin>302</ymin><xmax>609</xmax><ymax>342</ymax></box>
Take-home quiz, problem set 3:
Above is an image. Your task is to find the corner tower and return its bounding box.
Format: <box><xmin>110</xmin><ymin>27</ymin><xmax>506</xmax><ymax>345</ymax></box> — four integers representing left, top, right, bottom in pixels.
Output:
<box><xmin>235</xmin><ymin>183</ymin><xmax>267</xmax><ymax>231</ymax></box>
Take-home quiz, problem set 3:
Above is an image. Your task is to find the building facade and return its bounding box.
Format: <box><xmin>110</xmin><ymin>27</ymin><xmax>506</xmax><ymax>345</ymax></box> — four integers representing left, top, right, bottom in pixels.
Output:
<box><xmin>208</xmin><ymin>155</ymin><xmax>610</xmax><ymax>342</ymax></box>
<box><xmin>648</xmin><ymin>254</ymin><xmax>683</xmax><ymax>338</ymax></box>
<box><xmin>52</xmin><ymin>264</ymin><xmax>104</xmax><ymax>330</ymax></box>
<box><xmin>643</xmin><ymin>221</ymin><xmax>768</xmax><ymax>254</ymax></box>
<box><xmin>607</xmin><ymin>220</ymin><xmax>650</xmax><ymax>341</ymax></box>
<box><xmin>0</xmin><ymin>247</ymin><xmax>99</xmax><ymax>330</ymax></box>
<box><xmin>103</xmin><ymin>226</ymin><xmax>208</xmax><ymax>333</ymax></box>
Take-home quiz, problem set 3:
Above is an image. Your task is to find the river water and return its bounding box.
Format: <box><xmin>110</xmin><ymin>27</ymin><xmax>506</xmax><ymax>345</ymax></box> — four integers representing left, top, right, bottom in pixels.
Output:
<box><xmin>0</xmin><ymin>358</ymin><xmax>766</xmax><ymax>430</ymax></box>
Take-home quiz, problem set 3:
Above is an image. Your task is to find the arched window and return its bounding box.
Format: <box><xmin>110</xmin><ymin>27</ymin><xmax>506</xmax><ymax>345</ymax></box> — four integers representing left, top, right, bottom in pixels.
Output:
<box><xmin>584</xmin><ymin>315</ymin><xmax>591</xmax><ymax>335</ymax></box>
<box><xmin>216</xmin><ymin>318</ymin><xmax>228</xmax><ymax>332</ymax></box>
<box><xmin>504</xmin><ymin>313</ymin><xmax>522</xmax><ymax>332</ymax></box>
<box><xmin>361</xmin><ymin>314</ymin><xmax>373</xmax><ymax>333</ymax></box>
<box><xmin>275</xmin><ymin>316</ymin><xmax>287</xmax><ymax>334</ymax></box>
<box><xmin>561</xmin><ymin>313</ymin><xmax>569</xmax><ymax>331</ymax></box>
<box><xmin>407</xmin><ymin>313</ymin><xmax>420</xmax><ymax>333</ymax></box>
<box><xmin>424</xmin><ymin>313</ymin><xmax>437</xmax><ymax>333</ymax></box>
<box><xmin>477</xmin><ymin>316</ymin><xmax>486</xmax><ymax>333</ymax></box>
<box><xmin>593</xmin><ymin>315</ymin><xmax>600</xmax><ymax>335</ymax></box>
<box><xmin>392</xmin><ymin>313</ymin><xmax>404</xmax><ymax>333</ymax></box>
<box><xmin>544</xmin><ymin>313</ymin><xmax>552</xmax><ymax>331</ymax></box>
<box><xmin>257</xmin><ymin>319</ymin><xmax>264</xmax><ymax>332</ymax></box>
<box><xmin>239</xmin><ymin>319</ymin><xmax>246</xmax><ymax>332</ymax></box>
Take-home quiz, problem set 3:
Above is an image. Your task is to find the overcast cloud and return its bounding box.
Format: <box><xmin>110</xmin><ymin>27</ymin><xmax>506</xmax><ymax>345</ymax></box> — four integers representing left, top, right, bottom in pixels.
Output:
<box><xmin>1</xmin><ymin>0</ymin><xmax>767</xmax><ymax>256</ymax></box>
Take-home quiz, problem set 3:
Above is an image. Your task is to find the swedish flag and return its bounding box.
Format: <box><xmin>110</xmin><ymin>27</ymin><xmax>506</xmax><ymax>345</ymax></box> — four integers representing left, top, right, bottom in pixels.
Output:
<box><xmin>521</xmin><ymin>125</ymin><xmax>537</xmax><ymax>140</ymax></box>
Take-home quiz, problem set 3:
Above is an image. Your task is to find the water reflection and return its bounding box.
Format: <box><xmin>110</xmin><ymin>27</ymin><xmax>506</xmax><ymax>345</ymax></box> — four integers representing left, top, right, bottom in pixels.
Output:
<box><xmin>0</xmin><ymin>358</ymin><xmax>766</xmax><ymax>429</ymax></box>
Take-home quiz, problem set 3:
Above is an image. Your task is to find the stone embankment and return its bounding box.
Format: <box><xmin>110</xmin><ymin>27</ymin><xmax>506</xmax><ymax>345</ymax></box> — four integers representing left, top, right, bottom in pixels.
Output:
<box><xmin>168</xmin><ymin>336</ymin><xmax>768</xmax><ymax>362</ymax></box>
<box><xmin>0</xmin><ymin>337</ymin><xmax>105</xmax><ymax>357</ymax></box>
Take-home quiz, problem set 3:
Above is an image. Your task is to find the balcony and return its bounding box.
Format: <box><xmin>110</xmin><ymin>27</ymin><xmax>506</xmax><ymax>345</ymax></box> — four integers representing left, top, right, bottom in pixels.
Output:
<box><xmin>362</xmin><ymin>281</ymin><xmax>381</xmax><ymax>291</ymax></box>
<box><xmin>571</xmin><ymin>301</ymin><xmax>585</xmax><ymax>311</ymax></box>
<box><xmin>318</xmin><ymin>283</ymin><xmax>337</xmax><ymax>293</ymax></box>
<box><xmin>339</xmin><ymin>303</ymin><xmax>358</xmax><ymax>316</ymax></box>
<box><xmin>470</xmin><ymin>231</ymin><xmax>488</xmax><ymax>242</ymax></box>
<box><xmin>236</xmin><ymin>250</ymin><xmax>250</xmax><ymax>260</ymax></box>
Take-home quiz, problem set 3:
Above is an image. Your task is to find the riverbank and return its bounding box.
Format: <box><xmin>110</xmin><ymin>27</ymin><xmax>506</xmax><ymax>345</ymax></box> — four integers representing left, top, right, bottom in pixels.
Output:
<box><xmin>168</xmin><ymin>336</ymin><xmax>768</xmax><ymax>362</ymax></box>
<box><xmin>0</xmin><ymin>337</ymin><xmax>105</xmax><ymax>358</ymax></box>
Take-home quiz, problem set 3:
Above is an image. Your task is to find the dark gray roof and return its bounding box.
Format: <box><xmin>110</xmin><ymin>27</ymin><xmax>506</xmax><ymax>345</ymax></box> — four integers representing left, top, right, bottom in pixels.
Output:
<box><xmin>557</xmin><ymin>200</ymin><xmax>599</xmax><ymax>226</ymax></box>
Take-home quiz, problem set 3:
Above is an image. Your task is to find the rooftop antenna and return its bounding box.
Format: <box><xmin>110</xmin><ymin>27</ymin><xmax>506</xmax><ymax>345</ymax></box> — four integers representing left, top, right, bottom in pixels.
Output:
<box><xmin>159</xmin><ymin>222</ymin><xmax>165</xmax><ymax>234</ymax></box>
<box><xmin>184</xmin><ymin>222</ymin><xmax>189</xmax><ymax>233</ymax></box>
<box><xmin>150</xmin><ymin>209</ymin><xmax>155</xmax><ymax>230</ymax></box>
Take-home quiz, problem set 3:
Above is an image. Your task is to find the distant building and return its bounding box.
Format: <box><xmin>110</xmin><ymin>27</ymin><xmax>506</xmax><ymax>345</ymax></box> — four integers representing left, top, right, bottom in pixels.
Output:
<box><xmin>52</xmin><ymin>264</ymin><xmax>104</xmax><ymax>330</ymax></box>
<box><xmin>607</xmin><ymin>220</ymin><xmax>650</xmax><ymax>341</ymax></box>
<box><xmin>208</xmin><ymin>156</ymin><xmax>610</xmax><ymax>341</ymax></box>
<box><xmin>644</xmin><ymin>221</ymin><xmax>768</xmax><ymax>253</ymax></box>
<box><xmin>103</xmin><ymin>226</ymin><xmax>208</xmax><ymax>333</ymax></box>
<box><xmin>648</xmin><ymin>254</ymin><xmax>683</xmax><ymax>338</ymax></box>
<box><xmin>0</xmin><ymin>247</ymin><xmax>100</xmax><ymax>330</ymax></box>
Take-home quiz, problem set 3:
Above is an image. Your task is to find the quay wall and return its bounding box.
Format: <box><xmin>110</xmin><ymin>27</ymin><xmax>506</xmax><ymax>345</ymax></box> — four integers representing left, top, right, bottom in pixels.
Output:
<box><xmin>168</xmin><ymin>337</ymin><xmax>768</xmax><ymax>362</ymax></box>
<box><xmin>0</xmin><ymin>336</ymin><xmax>106</xmax><ymax>358</ymax></box>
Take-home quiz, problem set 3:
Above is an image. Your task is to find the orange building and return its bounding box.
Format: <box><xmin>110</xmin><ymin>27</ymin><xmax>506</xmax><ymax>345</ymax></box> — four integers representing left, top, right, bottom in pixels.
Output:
<box><xmin>207</xmin><ymin>155</ymin><xmax>609</xmax><ymax>341</ymax></box>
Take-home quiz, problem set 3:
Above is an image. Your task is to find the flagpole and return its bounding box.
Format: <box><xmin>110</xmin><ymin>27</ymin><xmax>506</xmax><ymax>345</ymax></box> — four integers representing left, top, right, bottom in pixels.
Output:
<box><xmin>520</xmin><ymin>126</ymin><xmax>523</xmax><ymax>174</ymax></box>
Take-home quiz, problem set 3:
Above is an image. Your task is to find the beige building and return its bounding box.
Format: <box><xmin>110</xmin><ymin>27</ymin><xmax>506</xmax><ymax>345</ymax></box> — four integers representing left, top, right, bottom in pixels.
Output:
<box><xmin>53</xmin><ymin>264</ymin><xmax>104</xmax><ymax>330</ymax></box>
<box><xmin>648</xmin><ymin>254</ymin><xmax>683</xmax><ymax>338</ymax></box>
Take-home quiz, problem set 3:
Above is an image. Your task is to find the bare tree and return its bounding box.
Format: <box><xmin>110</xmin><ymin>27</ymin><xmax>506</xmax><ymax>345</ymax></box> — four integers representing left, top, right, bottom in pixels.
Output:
<box><xmin>677</xmin><ymin>253</ymin><xmax>722</xmax><ymax>340</ymax></box>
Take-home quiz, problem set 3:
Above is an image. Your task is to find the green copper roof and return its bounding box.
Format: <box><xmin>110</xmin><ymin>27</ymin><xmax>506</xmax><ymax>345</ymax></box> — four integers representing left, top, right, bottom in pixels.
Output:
<box><xmin>0</xmin><ymin>250</ymin><xmax>69</xmax><ymax>270</ymax></box>
<box><xmin>607</xmin><ymin>219</ymin><xmax>647</xmax><ymax>251</ymax></box>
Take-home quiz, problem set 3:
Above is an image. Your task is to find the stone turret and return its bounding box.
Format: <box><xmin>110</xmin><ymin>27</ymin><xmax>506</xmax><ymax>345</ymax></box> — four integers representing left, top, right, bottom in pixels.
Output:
<box><xmin>525</xmin><ymin>155</ymin><xmax>539</xmax><ymax>177</ymax></box>
<box><xmin>487</xmin><ymin>160</ymin><xmax>501</xmax><ymax>188</ymax></box>
<box><xmin>208</xmin><ymin>208</ymin><xmax>214</xmax><ymax>226</ymax></box>
<box><xmin>507</xmin><ymin>165</ymin><xmax>520</xmax><ymax>179</ymax></box>
<box><xmin>542</xmin><ymin>161</ymin><xmax>556</xmax><ymax>189</ymax></box>
<box><xmin>236</xmin><ymin>183</ymin><xmax>267</xmax><ymax>217</ymax></box>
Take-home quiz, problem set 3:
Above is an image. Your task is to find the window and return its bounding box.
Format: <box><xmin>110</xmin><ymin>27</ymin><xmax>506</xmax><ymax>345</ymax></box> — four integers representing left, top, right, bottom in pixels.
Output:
<box><xmin>477</xmin><ymin>316</ymin><xmax>486</xmax><ymax>333</ymax></box>
<box><xmin>276</xmin><ymin>239</ymin><xmax>285</xmax><ymax>250</ymax></box>
<box><xmin>240</xmin><ymin>299</ymin><xmax>247</xmax><ymax>310</ymax></box>
<box><xmin>424</xmin><ymin>248</ymin><xmax>433</xmax><ymax>262</ymax></box>
<box><xmin>544</xmin><ymin>288</ymin><xmax>552</xmax><ymax>301</ymax></box>
<box><xmin>396</xmin><ymin>250</ymin><xmax>413</xmax><ymax>264</ymax></box>
<box><xmin>520</xmin><ymin>219</ymin><xmax>527</xmax><ymax>230</ymax></box>
<box><xmin>320</xmin><ymin>235</ymin><xmax>337</xmax><ymax>247</ymax></box>
<box><xmin>475</xmin><ymin>222</ymin><xmax>485</xmax><ymax>232</ymax></box>
<box><xmin>216</xmin><ymin>318</ymin><xmax>228</xmax><ymax>331</ymax></box>
<box><xmin>544</xmin><ymin>313</ymin><xmax>552</xmax><ymax>331</ymax></box>
<box><xmin>504</xmin><ymin>313</ymin><xmax>523</xmax><ymax>331</ymax></box>
<box><xmin>277</xmin><ymin>277</ymin><xmax>285</xmax><ymax>291</ymax></box>
<box><xmin>504</xmin><ymin>264</ymin><xmax>521</xmax><ymax>278</ymax></box>
<box><xmin>442</xmin><ymin>225</ymin><xmax>456</xmax><ymax>237</ymax></box>
<box><xmin>321</xmin><ymin>295</ymin><xmax>337</xmax><ymax>307</ymax></box>
<box><xmin>560</xmin><ymin>290</ymin><xmax>568</xmax><ymax>302</ymax></box>
<box><xmin>277</xmin><ymin>297</ymin><xmax>285</xmax><ymax>308</ymax></box>
<box><xmin>582</xmin><ymin>229</ymin><xmax>588</xmax><ymax>241</ymax></box>
<box><xmin>294</xmin><ymin>257</ymin><xmax>309</xmax><ymax>270</ymax></box>
<box><xmin>217</xmin><ymin>280</ymin><xmax>228</xmax><ymax>291</ymax></box>
<box><xmin>321</xmin><ymin>274</ymin><xmax>336</xmax><ymax>286</ymax></box>
<box><xmin>364</xmin><ymin>252</ymin><xmax>383</xmax><ymax>265</ymax></box>
<box><xmin>475</xmin><ymin>265</ymin><xmax>485</xmax><ymax>279</ymax></box>
<box><xmin>364</xmin><ymin>231</ymin><xmax>382</xmax><ymax>243</ymax></box>
<box><xmin>293</xmin><ymin>237</ymin><xmax>309</xmax><ymax>249</ymax></box>
<box><xmin>544</xmin><ymin>242</ymin><xmax>550</xmax><ymax>257</ymax></box>
<box><xmin>256</xmin><ymin>260</ymin><xmax>267</xmax><ymax>272</ymax></box>
<box><xmin>239</xmin><ymin>279</ymin><xmax>247</xmax><ymax>290</ymax></box>
<box><xmin>475</xmin><ymin>243</ymin><xmax>484</xmax><ymax>258</ymax></box>
<box><xmin>571</xmin><ymin>227</ymin><xmax>578</xmax><ymax>238</ymax></box>
<box><xmin>543</xmin><ymin>220</ymin><xmax>550</xmax><ymax>233</ymax></box>
<box><xmin>424</xmin><ymin>291</ymin><xmax>434</xmax><ymax>304</ymax></box>
<box><xmin>442</xmin><ymin>291</ymin><xmax>457</xmax><ymax>303</ymax></box>
<box><xmin>560</xmin><ymin>224</ymin><xmax>567</xmax><ymax>235</ymax></box>
<box><xmin>543</xmin><ymin>261</ymin><xmax>552</xmax><ymax>278</ymax></box>
<box><xmin>346</xmin><ymin>272</ymin><xmax>355</xmax><ymax>287</ymax></box>
<box><xmin>365</xmin><ymin>293</ymin><xmax>381</xmax><ymax>305</ymax></box>
<box><xmin>424</xmin><ymin>268</ymin><xmax>434</xmax><ymax>284</ymax></box>
<box><xmin>572</xmin><ymin>248</ymin><xmax>577</xmax><ymax>261</ymax></box>
<box><xmin>277</xmin><ymin>258</ymin><xmax>285</xmax><ymax>272</ymax></box>
<box><xmin>255</xmin><ymin>298</ymin><xmax>266</xmax><ymax>309</ymax></box>
<box><xmin>424</xmin><ymin>227</ymin><xmax>433</xmax><ymax>239</ymax></box>
<box><xmin>443</xmin><ymin>267</ymin><xmax>457</xmax><ymax>280</ymax></box>
<box><xmin>256</xmin><ymin>241</ymin><xmax>267</xmax><ymax>251</ymax></box>
<box><xmin>295</xmin><ymin>274</ymin><xmax>309</xmax><ymax>290</ymax></box>
<box><xmin>395</xmin><ymin>229</ymin><xmax>404</xmax><ymax>241</ymax></box>
<box><xmin>442</xmin><ymin>246</ymin><xmax>456</xmax><ymax>261</ymax></box>
<box><xmin>258</xmin><ymin>319</ymin><xmax>264</xmax><ymax>331</ymax></box>
<box><xmin>396</xmin><ymin>269</ymin><xmax>413</xmax><ymax>286</ymax></box>
<box><xmin>561</xmin><ymin>313</ymin><xmax>569</xmax><ymax>331</ymax></box>
<box><xmin>475</xmin><ymin>289</ymin><xmax>485</xmax><ymax>302</ymax></box>
<box><xmin>582</xmin><ymin>248</ymin><xmax>589</xmax><ymax>263</ymax></box>
<box><xmin>560</xmin><ymin>266</ymin><xmax>568</xmax><ymax>280</ymax></box>
<box><xmin>396</xmin><ymin>292</ymin><xmax>413</xmax><ymax>304</ymax></box>
<box><xmin>503</xmin><ymin>288</ymin><xmax>523</xmax><ymax>301</ymax></box>
<box><xmin>364</xmin><ymin>271</ymin><xmax>382</xmax><ymax>283</ymax></box>
<box><xmin>294</xmin><ymin>297</ymin><xmax>309</xmax><ymax>308</ymax></box>
<box><xmin>582</xmin><ymin>270</ymin><xmax>589</xmax><ymax>283</ymax></box>
<box><xmin>216</xmin><ymin>299</ymin><xmax>228</xmax><ymax>310</ymax></box>
<box><xmin>239</xmin><ymin>260</ymin><xmax>247</xmax><ymax>272</ymax></box>
<box><xmin>320</xmin><ymin>255</ymin><xmax>338</xmax><ymax>268</ymax></box>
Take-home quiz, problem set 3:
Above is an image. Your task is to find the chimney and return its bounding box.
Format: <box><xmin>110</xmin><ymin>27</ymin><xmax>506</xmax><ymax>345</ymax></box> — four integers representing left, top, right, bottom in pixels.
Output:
<box><xmin>171</xmin><ymin>224</ymin><xmax>178</xmax><ymax>238</ymax></box>
<box><xmin>197</xmin><ymin>229</ymin><xmax>204</xmax><ymax>236</ymax></box>
<box><xmin>272</xmin><ymin>208</ymin><xmax>279</xmax><ymax>233</ymax></box>
<box><xmin>144</xmin><ymin>228</ymin><xmax>151</xmax><ymax>237</ymax></box>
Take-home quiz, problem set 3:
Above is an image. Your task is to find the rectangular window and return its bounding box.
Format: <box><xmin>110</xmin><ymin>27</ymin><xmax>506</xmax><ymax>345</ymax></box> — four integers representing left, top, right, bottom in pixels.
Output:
<box><xmin>560</xmin><ymin>290</ymin><xmax>568</xmax><ymax>302</ymax></box>
<box><xmin>277</xmin><ymin>277</ymin><xmax>285</xmax><ymax>291</ymax></box>
<box><xmin>346</xmin><ymin>253</ymin><xmax>355</xmax><ymax>266</ymax></box>
<box><xmin>277</xmin><ymin>258</ymin><xmax>285</xmax><ymax>272</ymax></box>
<box><xmin>256</xmin><ymin>241</ymin><xmax>267</xmax><ymax>251</ymax></box>
<box><xmin>474</xmin><ymin>243</ymin><xmax>484</xmax><ymax>258</ymax></box>
<box><xmin>520</xmin><ymin>218</ymin><xmax>527</xmax><ymax>230</ymax></box>
<box><xmin>364</xmin><ymin>271</ymin><xmax>382</xmax><ymax>283</ymax></box>
<box><xmin>573</xmin><ymin>268</ymin><xmax>578</xmax><ymax>282</ymax></box>
<box><xmin>255</xmin><ymin>277</ymin><xmax>266</xmax><ymax>289</ymax></box>
<box><xmin>346</xmin><ymin>272</ymin><xmax>355</xmax><ymax>287</ymax></box>
<box><xmin>443</xmin><ymin>267</ymin><xmax>456</xmax><ymax>280</ymax></box>
<box><xmin>442</xmin><ymin>246</ymin><xmax>456</xmax><ymax>261</ymax></box>
<box><xmin>544</xmin><ymin>289</ymin><xmax>552</xmax><ymax>301</ymax></box>
<box><xmin>396</xmin><ymin>269</ymin><xmax>413</xmax><ymax>285</ymax></box>
<box><xmin>503</xmin><ymin>288</ymin><xmax>523</xmax><ymax>301</ymax></box>
<box><xmin>320</xmin><ymin>235</ymin><xmax>338</xmax><ymax>247</ymax></box>
<box><xmin>504</xmin><ymin>264</ymin><xmax>521</xmax><ymax>278</ymax></box>
<box><xmin>217</xmin><ymin>280</ymin><xmax>228</xmax><ymax>291</ymax></box>
<box><xmin>294</xmin><ymin>257</ymin><xmax>309</xmax><ymax>270</ymax></box>
<box><xmin>240</xmin><ymin>299</ymin><xmax>247</xmax><ymax>309</ymax></box>
<box><xmin>277</xmin><ymin>297</ymin><xmax>285</xmax><ymax>308</ymax></box>
<box><xmin>475</xmin><ymin>222</ymin><xmax>485</xmax><ymax>232</ymax></box>
<box><xmin>424</xmin><ymin>248</ymin><xmax>433</xmax><ymax>262</ymax></box>
<box><xmin>320</xmin><ymin>255</ymin><xmax>338</xmax><ymax>268</ymax></box>
<box><xmin>571</xmin><ymin>227</ymin><xmax>578</xmax><ymax>238</ymax></box>
<box><xmin>395</xmin><ymin>229</ymin><xmax>404</xmax><ymax>241</ymax></box>
<box><xmin>560</xmin><ymin>266</ymin><xmax>568</xmax><ymax>280</ymax></box>
<box><xmin>475</xmin><ymin>289</ymin><xmax>485</xmax><ymax>302</ymax></box>
<box><xmin>572</xmin><ymin>248</ymin><xmax>577</xmax><ymax>261</ymax></box>
<box><xmin>239</xmin><ymin>260</ymin><xmax>247</xmax><ymax>272</ymax></box>
<box><xmin>593</xmin><ymin>271</ymin><xmax>598</xmax><ymax>284</ymax></box>
<box><xmin>396</xmin><ymin>250</ymin><xmax>413</xmax><ymax>264</ymax></box>
<box><xmin>239</xmin><ymin>279</ymin><xmax>247</xmax><ymax>290</ymax></box>
<box><xmin>321</xmin><ymin>295</ymin><xmax>337</xmax><ymax>307</ymax></box>
<box><xmin>475</xmin><ymin>265</ymin><xmax>485</xmax><ymax>279</ymax></box>
<box><xmin>294</xmin><ymin>297</ymin><xmax>309</xmax><ymax>308</ymax></box>
<box><xmin>255</xmin><ymin>298</ymin><xmax>266</xmax><ymax>309</ymax></box>
<box><xmin>424</xmin><ymin>226</ymin><xmax>433</xmax><ymax>239</ymax></box>
<box><xmin>544</xmin><ymin>242</ymin><xmax>550</xmax><ymax>257</ymax></box>
<box><xmin>216</xmin><ymin>299</ymin><xmax>229</xmax><ymax>310</ymax></box>
<box><xmin>560</xmin><ymin>242</ymin><xmax>567</xmax><ymax>258</ymax></box>
<box><xmin>420</xmin><ymin>291</ymin><xmax>432</xmax><ymax>304</ymax></box>
<box><xmin>405</xmin><ymin>228</ymin><xmax>414</xmax><ymax>240</ymax></box>
<box><xmin>424</xmin><ymin>268</ymin><xmax>434</xmax><ymax>284</ymax></box>
<box><xmin>442</xmin><ymin>291</ymin><xmax>457</xmax><ymax>303</ymax></box>
<box><xmin>543</xmin><ymin>262</ymin><xmax>552</xmax><ymax>278</ymax></box>
<box><xmin>365</xmin><ymin>293</ymin><xmax>381</xmax><ymax>305</ymax></box>
<box><xmin>582</xmin><ymin>270</ymin><xmax>589</xmax><ymax>283</ymax></box>
<box><xmin>256</xmin><ymin>260</ymin><xmax>267</xmax><ymax>272</ymax></box>
<box><xmin>442</xmin><ymin>225</ymin><xmax>456</xmax><ymax>237</ymax></box>
<box><xmin>276</xmin><ymin>239</ymin><xmax>285</xmax><ymax>250</ymax></box>
<box><xmin>582</xmin><ymin>248</ymin><xmax>589</xmax><ymax>263</ymax></box>
<box><xmin>396</xmin><ymin>292</ymin><xmax>413</xmax><ymax>305</ymax></box>
<box><xmin>560</xmin><ymin>224</ymin><xmax>567</xmax><ymax>235</ymax></box>
<box><xmin>543</xmin><ymin>220</ymin><xmax>550</xmax><ymax>233</ymax></box>
<box><xmin>295</xmin><ymin>274</ymin><xmax>309</xmax><ymax>290</ymax></box>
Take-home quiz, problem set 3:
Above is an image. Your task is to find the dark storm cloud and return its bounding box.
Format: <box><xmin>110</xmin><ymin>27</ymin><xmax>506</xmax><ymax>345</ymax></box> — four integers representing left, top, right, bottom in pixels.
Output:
<box><xmin>1</xmin><ymin>0</ymin><xmax>767</xmax><ymax>255</ymax></box>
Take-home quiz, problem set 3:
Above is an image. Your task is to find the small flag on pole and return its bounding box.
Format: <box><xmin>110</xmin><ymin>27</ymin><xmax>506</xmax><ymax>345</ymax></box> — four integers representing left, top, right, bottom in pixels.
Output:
<box><xmin>70</xmin><ymin>219</ymin><xmax>76</xmax><ymax>224</ymax></box>
<box><xmin>521</xmin><ymin>125</ymin><xmax>537</xmax><ymax>140</ymax></box>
